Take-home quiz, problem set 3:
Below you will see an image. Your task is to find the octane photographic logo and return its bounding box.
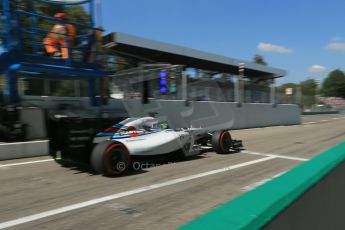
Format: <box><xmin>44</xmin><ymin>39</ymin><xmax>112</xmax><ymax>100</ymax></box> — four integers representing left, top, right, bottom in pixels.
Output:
<box><xmin>116</xmin><ymin>161</ymin><xmax>127</xmax><ymax>171</ymax></box>
<box><xmin>117</xmin><ymin>66</ymin><xmax>236</xmax><ymax>131</ymax></box>
<box><xmin>116</xmin><ymin>161</ymin><xmax>176</xmax><ymax>171</ymax></box>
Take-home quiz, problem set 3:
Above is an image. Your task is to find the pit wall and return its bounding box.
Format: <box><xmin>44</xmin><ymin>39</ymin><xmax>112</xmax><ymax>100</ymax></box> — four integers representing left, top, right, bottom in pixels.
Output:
<box><xmin>21</xmin><ymin>96</ymin><xmax>301</xmax><ymax>131</ymax></box>
<box><xmin>179</xmin><ymin>142</ymin><xmax>345</xmax><ymax>230</ymax></box>
<box><xmin>120</xmin><ymin>100</ymin><xmax>300</xmax><ymax>130</ymax></box>
<box><xmin>0</xmin><ymin>140</ymin><xmax>49</xmax><ymax>160</ymax></box>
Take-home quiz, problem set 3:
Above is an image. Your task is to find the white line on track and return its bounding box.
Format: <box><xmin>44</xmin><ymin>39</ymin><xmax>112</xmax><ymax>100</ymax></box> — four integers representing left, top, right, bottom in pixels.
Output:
<box><xmin>240</xmin><ymin>149</ymin><xmax>312</xmax><ymax>192</ymax></box>
<box><xmin>0</xmin><ymin>159</ymin><xmax>54</xmax><ymax>168</ymax></box>
<box><xmin>242</xmin><ymin>150</ymin><xmax>308</xmax><ymax>161</ymax></box>
<box><xmin>0</xmin><ymin>156</ymin><xmax>275</xmax><ymax>229</ymax></box>
<box><xmin>241</xmin><ymin>171</ymin><xmax>287</xmax><ymax>191</ymax></box>
<box><xmin>302</xmin><ymin>116</ymin><xmax>345</xmax><ymax>125</ymax></box>
<box><xmin>302</xmin><ymin>121</ymin><xmax>317</xmax><ymax>125</ymax></box>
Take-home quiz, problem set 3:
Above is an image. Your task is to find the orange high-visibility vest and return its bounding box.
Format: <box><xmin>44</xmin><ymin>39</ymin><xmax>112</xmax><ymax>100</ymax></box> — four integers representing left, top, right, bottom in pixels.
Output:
<box><xmin>65</xmin><ymin>24</ymin><xmax>76</xmax><ymax>46</ymax></box>
<box><xmin>47</xmin><ymin>23</ymin><xmax>75</xmax><ymax>45</ymax></box>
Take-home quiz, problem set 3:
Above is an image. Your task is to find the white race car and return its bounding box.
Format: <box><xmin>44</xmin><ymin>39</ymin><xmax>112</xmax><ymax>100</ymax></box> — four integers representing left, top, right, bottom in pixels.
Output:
<box><xmin>90</xmin><ymin>117</ymin><xmax>243</xmax><ymax>176</ymax></box>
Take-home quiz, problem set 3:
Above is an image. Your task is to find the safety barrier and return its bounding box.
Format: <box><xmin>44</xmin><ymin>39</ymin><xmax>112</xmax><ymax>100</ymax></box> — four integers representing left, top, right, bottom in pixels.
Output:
<box><xmin>179</xmin><ymin>142</ymin><xmax>345</xmax><ymax>230</ymax></box>
<box><xmin>0</xmin><ymin>140</ymin><xmax>49</xmax><ymax>160</ymax></box>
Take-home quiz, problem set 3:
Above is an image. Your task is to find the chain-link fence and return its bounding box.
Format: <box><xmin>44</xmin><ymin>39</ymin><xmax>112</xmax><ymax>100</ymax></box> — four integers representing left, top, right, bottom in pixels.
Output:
<box><xmin>4</xmin><ymin>66</ymin><xmax>344</xmax><ymax>113</ymax></box>
<box><xmin>110</xmin><ymin>64</ymin><xmax>184</xmax><ymax>101</ymax></box>
<box><xmin>187</xmin><ymin>78</ymin><xmax>235</xmax><ymax>102</ymax></box>
<box><xmin>276</xmin><ymin>89</ymin><xmax>345</xmax><ymax>112</ymax></box>
<box><xmin>244</xmin><ymin>81</ymin><xmax>270</xmax><ymax>103</ymax></box>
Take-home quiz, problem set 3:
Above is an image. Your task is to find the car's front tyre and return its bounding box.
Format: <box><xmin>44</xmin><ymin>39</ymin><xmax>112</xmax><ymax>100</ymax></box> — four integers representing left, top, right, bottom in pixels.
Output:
<box><xmin>212</xmin><ymin>131</ymin><xmax>232</xmax><ymax>154</ymax></box>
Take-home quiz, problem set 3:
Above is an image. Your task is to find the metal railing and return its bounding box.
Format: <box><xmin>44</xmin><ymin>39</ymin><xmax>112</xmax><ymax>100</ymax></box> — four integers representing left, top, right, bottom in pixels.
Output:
<box><xmin>13</xmin><ymin>10</ymin><xmax>103</xmax><ymax>68</ymax></box>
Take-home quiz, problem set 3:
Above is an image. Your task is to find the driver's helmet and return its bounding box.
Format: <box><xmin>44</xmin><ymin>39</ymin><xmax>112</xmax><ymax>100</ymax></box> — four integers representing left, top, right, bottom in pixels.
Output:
<box><xmin>119</xmin><ymin>117</ymin><xmax>158</xmax><ymax>131</ymax></box>
<box><xmin>140</xmin><ymin>117</ymin><xmax>159</xmax><ymax>130</ymax></box>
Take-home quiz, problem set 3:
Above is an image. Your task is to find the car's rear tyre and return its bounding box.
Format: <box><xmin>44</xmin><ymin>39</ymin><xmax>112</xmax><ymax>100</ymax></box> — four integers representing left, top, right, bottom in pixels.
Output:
<box><xmin>212</xmin><ymin>131</ymin><xmax>232</xmax><ymax>154</ymax></box>
<box><xmin>91</xmin><ymin>141</ymin><xmax>131</xmax><ymax>176</ymax></box>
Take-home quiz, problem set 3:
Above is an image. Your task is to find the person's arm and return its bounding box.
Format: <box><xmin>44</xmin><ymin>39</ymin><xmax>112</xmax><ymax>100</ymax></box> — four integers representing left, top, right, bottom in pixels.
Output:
<box><xmin>50</xmin><ymin>24</ymin><xmax>66</xmax><ymax>39</ymax></box>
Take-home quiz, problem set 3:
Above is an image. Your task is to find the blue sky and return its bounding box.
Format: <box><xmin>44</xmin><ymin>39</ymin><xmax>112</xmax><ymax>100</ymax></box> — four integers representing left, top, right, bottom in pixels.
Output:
<box><xmin>100</xmin><ymin>0</ymin><xmax>345</xmax><ymax>84</ymax></box>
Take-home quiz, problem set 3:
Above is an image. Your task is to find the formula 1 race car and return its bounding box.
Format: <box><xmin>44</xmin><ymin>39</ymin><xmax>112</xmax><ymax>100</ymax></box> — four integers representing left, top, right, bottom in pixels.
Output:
<box><xmin>52</xmin><ymin>117</ymin><xmax>243</xmax><ymax>176</ymax></box>
<box><xmin>89</xmin><ymin>117</ymin><xmax>243</xmax><ymax>176</ymax></box>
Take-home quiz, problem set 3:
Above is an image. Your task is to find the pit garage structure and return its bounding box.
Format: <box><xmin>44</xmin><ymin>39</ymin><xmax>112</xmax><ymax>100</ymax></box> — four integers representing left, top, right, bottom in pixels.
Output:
<box><xmin>104</xmin><ymin>32</ymin><xmax>285</xmax><ymax>105</ymax></box>
<box><xmin>102</xmin><ymin>32</ymin><xmax>300</xmax><ymax>130</ymax></box>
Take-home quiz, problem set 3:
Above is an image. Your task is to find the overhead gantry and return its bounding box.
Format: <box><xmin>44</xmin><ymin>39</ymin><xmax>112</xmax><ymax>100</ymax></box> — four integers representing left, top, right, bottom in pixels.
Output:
<box><xmin>0</xmin><ymin>0</ymin><xmax>107</xmax><ymax>105</ymax></box>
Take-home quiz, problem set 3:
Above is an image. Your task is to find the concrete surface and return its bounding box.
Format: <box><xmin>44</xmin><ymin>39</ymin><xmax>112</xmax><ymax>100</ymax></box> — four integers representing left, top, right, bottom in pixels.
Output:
<box><xmin>121</xmin><ymin>100</ymin><xmax>301</xmax><ymax>130</ymax></box>
<box><xmin>19</xmin><ymin>107</ymin><xmax>47</xmax><ymax>140</ymax></box>
<box><xmin>0</xmin><ymin>140</ymin><xmax>49</xmax><ymax>160</ymax></box>
<box><xmin>0</xmin><ymin>114</ymin><xmax>344</xmax><ymax>230</ymax></box>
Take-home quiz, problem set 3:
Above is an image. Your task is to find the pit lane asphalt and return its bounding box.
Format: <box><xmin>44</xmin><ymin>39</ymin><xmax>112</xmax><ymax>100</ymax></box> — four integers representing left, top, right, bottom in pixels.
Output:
<box><xmin>0</xmin><ymin>114</ymin><xmax>345</xmax><ymax>230</ymax></box>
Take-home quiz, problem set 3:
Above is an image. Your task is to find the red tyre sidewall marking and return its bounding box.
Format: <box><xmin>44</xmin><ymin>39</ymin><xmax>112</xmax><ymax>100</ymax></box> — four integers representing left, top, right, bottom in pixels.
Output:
<box><xmin>219</xmin><ymin>132</ymin><xmax>226</xmax><ymax>152</ymax></box>
<box><xmin>103</xmin><ymin>143</ymin><xmax>130</xmax><ymax>175</ymax></box>
<box><xmin>219</xmin><ymin>131</ymin><xmax>231</xmax><ymax>152</ymax></box>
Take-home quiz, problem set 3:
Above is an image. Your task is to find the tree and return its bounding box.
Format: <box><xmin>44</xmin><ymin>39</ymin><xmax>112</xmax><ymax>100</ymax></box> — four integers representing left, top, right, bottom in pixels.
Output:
<box><xmin>276</xmin><ymin>82</ymin><xmax>299</xmax><ymax>104</ymax></box>
<box><xmin>198</xmin><ymin>70</ymin><xmax>213</xmax><ymax>80</ymax></box>
<box><xmin>253</xmin><ymin>54</ymin><xmax>267</xmax><ymax>65</ymax></box>
<box><xmin>321</xmin><ymin>69</ymin><xmax>345</xmax><ymax>98</ymax></box>
<box><xmin>300</xmin><ymin>78</ymin><xmax>318</xmax><ymax>107</ymax></box>
<box><xmin>1</xmin><ymin>1</ymin><xmax>90</xmax><ymax>46</ymax></box>
<box><xmin>251</xmin><ymin>54</ymin><xmax>270</xmax><ymax>87</ymax></box>
<box><xmin>277</xmin><ymin>83</ymin><xmax>299</xmax><ymax>93</ymax></box>
<box><xmin>217</xmin><ymin>73</ymin><xmax>233</xmax><ymax>82</ymax></box>
<box><xmin>301</xmin><ymin>79</ymin><xmax>318</xmax><ymax>95</ymax></box>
